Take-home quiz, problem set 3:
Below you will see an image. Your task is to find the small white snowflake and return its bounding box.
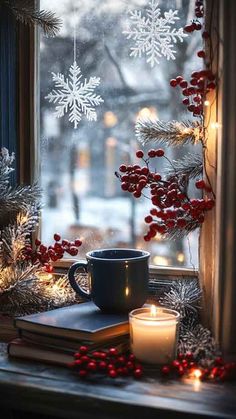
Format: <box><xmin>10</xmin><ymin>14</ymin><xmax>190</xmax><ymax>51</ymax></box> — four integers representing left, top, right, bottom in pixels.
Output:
<box><xmin>45</xmin><ymin>61</ymin><xmax>104</xmax><ymax>129</ymax></box>
<box><xmin>123</xmin><ymin>0</ymin><xmax>187</xmax><ymax>67</ymax></box>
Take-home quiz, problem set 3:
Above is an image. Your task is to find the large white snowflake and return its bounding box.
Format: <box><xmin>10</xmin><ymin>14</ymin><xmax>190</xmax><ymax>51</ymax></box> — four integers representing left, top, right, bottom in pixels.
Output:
<box><xmin>45</xmin><ymin>61</ymin><xmax>104</xmax><ymax>129</ymax></box>
<box><xmin>123</xmin><ymin>0</ymin><xmax>187</xmax><ymax>67</ymax></box>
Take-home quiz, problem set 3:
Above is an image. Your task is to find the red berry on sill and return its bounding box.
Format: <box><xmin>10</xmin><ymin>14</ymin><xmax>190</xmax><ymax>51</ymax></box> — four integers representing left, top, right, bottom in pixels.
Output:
<box><xmin>79</xmin><ymin>369</ymin><xmax>88</xmax><ymax>378</ymax></box>
<box><xmin>178</xmin><ymin>353</ymin><xmax>184</xmax><ymax>360</ymax></box>
<box><xmin>148</xmin><ymin>149</ymin><xmax>156</xmax><ymax>158</ymax></box>
<box><xmin>170</xmin><ymin>79</ymin><xmax>178</xmax><ymax>87</ymax></box>
<box><xmin>69</xmin><ymin>247</ymin><xmax>78</xmax><ymax>256</ymax></box>
<box><xmin>215</xmin><ymin>357</ymin><xmax>224</xmax><ymax>366</ymax></box>
<box><xmin>178</xmin><ymin>366</ymin><xmax>185</xmax><ymax>376</ymax></box>
<box><xmin>144</xmin><ymin>234</ymin><xmax>151</xmax><ymax>242</ymax></box>
<box><xmin>161</xmin><ymin>365</ymin><xmax>171</xmax><ymax>375</ymax></box>
<box><xmin>79</xmin><ymin>345</ymin><xmax>88</xmax><ymax>354</ymax></box>
<box><xmin>133</xmin><ymin>368</ymin><xmax>143</xmax><ymax>379</ymax></box>
<box><xmin>108</xmin><ymin>369</ymin><xmax>118</xmax><ymax>378</ymax></box>
<box><xmin>35</xmin><ymin>238</ymin><xmax>41</xmax><ymax>246</ymax></box>
<box><xmin>109</xmin><ymin>347</ymin><xmax>118</xmax><ymax>357</ymax></box>
<box><xmin>74</xmin><ymin>359</ymin><xmax>82</xmax><ymax>367</ymax></box>
<box><xmin>98</xmin><ymin>361</ymin><xmax>107</xmax><ymax>370</ymax></box>
<box><xmin>186</xmin><ymin>352</ymin><xmax>194</xmax><ymax>360</ymax></box>
<box><xmin>136</xmin><ymin>150</ymin><xmax>144</xmax><ymax>158</ymax></box>
<box><xmin>155</xmin><ymin>149</ymin><xmax>164</xmax><ymax>157</ymax></box>
<box><xmin>87</xmin><ymin>361</ymin><xmax>97</xmax><ymax>372</ymax></box>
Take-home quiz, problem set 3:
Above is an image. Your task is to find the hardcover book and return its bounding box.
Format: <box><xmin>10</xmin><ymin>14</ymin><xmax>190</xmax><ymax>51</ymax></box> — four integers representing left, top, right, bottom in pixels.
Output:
<box><xmin>15</xmin><ymin>302</ymin><xmax>129</xmax><ymax>342</ymax></box>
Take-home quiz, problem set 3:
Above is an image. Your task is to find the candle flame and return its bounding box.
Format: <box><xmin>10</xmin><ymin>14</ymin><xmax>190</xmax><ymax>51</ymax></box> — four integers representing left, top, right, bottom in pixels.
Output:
<box><xmin>125</xmin><ymin>286</ymin><xmax>129</xmax><ymax>296</ymax></box>
<box><xmin>150</xmin><ymin>305</ymin><xmax>157</xmax><ymax>317</ymax></box>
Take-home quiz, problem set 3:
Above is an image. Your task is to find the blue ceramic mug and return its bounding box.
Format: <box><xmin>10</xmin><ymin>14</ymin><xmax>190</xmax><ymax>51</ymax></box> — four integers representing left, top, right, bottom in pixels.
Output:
<box><xmin>68</xmin><ymin>248</ymin><xmax>150</xmax><ymax>313</ymax></box>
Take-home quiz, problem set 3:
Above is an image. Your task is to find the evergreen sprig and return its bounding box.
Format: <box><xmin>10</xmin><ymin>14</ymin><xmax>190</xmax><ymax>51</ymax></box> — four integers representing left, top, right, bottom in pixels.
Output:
<box><xmin>135</xmin><ymin>119</ymin><xmax>203</xmax><ymax>146</ymax></box>
<box><xmin>2</xmin><ymin>0</ymin><xmax>62</xmax><ymax>37</ymax></box>
<box><xmin>166</xmin><ymin>153</ymin><xmax>203</xmax><ymax>180</ymax></box>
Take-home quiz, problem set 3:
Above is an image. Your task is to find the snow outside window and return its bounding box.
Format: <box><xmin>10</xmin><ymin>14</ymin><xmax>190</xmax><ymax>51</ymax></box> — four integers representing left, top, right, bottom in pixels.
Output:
<box><xmin>40</xmin><ymin>0</ymin><xmax>201</xmax><ymax>268</ymax></box>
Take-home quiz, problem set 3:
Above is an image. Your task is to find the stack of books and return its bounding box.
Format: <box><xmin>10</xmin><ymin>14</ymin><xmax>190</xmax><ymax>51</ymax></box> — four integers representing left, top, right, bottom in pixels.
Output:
<box><xmin>8</xmin><ymin>302</ymin><xmax>130</xmax><ymax>366</ymax></box>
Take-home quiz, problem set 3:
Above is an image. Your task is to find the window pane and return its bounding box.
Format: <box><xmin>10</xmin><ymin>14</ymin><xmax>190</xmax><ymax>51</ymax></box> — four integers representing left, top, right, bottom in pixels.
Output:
<box><xmin>40</xmin><ymin>0</ymin><xmax>201</xmax><ymax>268</ymax></box>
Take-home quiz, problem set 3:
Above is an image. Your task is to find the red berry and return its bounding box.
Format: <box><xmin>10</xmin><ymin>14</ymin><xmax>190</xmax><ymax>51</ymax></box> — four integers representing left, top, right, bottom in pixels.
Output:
<box><xmin>108</xmin><ymin>369</ymin><xmax>117</xmax><ymax>378</ymax></box>
<box><xmin>136</xmin><ymin>150</ymin><xmax>144</xmax><ymax>158</ymax></box>
<box><xmin>186</xmin><ymin>352</ymin><xmax>194</xmax><ymax>360</ymax></box>
<box><xmin>202</xmin><ymin>31</ymin><xmax>210</xmax><ymax>39</ymax></box>
<box><xmin>74</xmin><ymin>239</ymin><xmax>82</xmax><ymax>247</ymax></box>
<box><xmin>178</xmin><ymin>353</ymin><xmax>184</xmax><ymax>360</ymax></box>
<box><xmin>144</xmin><ymin>234</ymin><xmax>151</xmax><ymax>242</ymax></box>
<box><xmin>45</xmin><ymin>264</ymin><xmax>53</xmax><ymax>273</ymax></box>
<box><xmin>126</xmin><ymin>361</ymin><xmax>134</xmax><ymax>370</ymax></box>
<box><xmin>109</xmin><ymin>348</ymin><xmax>118</xmax><ymax>357</ymax></box>
<box><xmin>180</xmin><ymin>80</ymin><xmax>188</xmax><ymax>88</ymax></box>
<box><xmin>128</xmin><ymin>354</ymin><xmax>136</xmax><ymax>361</ymax></box>
<box><xmin>133</xmin><ymin>191</ymin><xmax>141</xmax><ymax>198</ymax></box>
<box><xmin>148</xmin><ymin>149</ymin><xmax>156</xmax><ymax>158</ymax></box>
<box><xmin>176</xmin><ymin>76</ymin><xmax>183</xmax><ymax>84</ymax></box>
<box><xmin>54</xmin><ymin>233</ymin><xmax>61</xmax><ymax>242</ymax></box>
<box><xmin>194</xmin><ymin>23</ymin><xmax>202</xmax><ymax>30</ymax></box>
<box><xmin>121</xmin><ymin>182</ymin><xmax>129</xmax><ymax>191</ymax></box>
<box><xmin>80</xmin><ymin>345</ymin><xmax>88</xmax><ymax>354</ymax></box>
<box><xmin>170</xmin><ymin>79</ymin><xmax>178</xmax><ymax>87</ymax></box>
<box><xmin>184</xmin><ymin>24</ymin><xmax>194</xmax><ymax>33</ymax></box>
<box><xmin>171</xmin><ymin>360</ymin><xmax>180</xmax><ymax>369</ymax></box>
<box><xmin>145</xmin><ymin>215</ymin><xmax>153</xmax><ymax>224</ymax></box>
<box><xmin>79</xmin><ymin>369</ymin><xmax>88</xmax><ymax>378</ymax></box>
<box><xmin>119</xmin><ymin>164</ymin><xmax>127</xmax><ymax>172</ymax></box>
<box><xmin>98</xmin><ymin>361</ymin><xmax>107</xmax><ymax>370</ymax></box>
<box><xmin>182</xmin><ymin>98</ymin><xmax>189</xmax><ymax>105</ymax></box>
<box><xmin>154</xmin><ymin>173</ymin><xmax>161</xmax><ymax>181</ymax></box>
<box><xmin>178</xmin><ymin>366</ymin><xmax>185</xmax><ymax>376</ymax></box>
<box><xmin>87</xmin><ymin>361</ymin><xmax>97</xmax><ymax>372</ymax></box>
<box><xmin>74</xmin><ymin>359</ymin><xmax>82</xmax><ymax>367</ymax></box>
<box><xmin>195</xmin><ymin>179</ymin><xmax>206</xmax><ymax>189</ymax></box>
<box><xmin>35</xmin><ymin>238</ymin><xmax>41</xmax><ymax>246</ymax></box>
<box><xmin>133</xmin><ymin>368</ymin><xmax>143</xmax><ymax>378</ymax></box>
<box><xmin>155</xmin><ymin>149</ymin><xmax>164</xmax><ymax>157</ymax></box>
<box><xmin>197</xmin><ymin>50</ymin><xmax>205</xmax><ymax>58</ymax></box>
<box><xmin>80</xmin><ymin>355</ymin><xmax>89</xmax><ymax>363</ymax></box>
<box><xmin>182</xmin><ymin>88</ymin><xmax>190</xmax><ymax>96</ymax></box>
<box><xmin>69</xmin><ymin>247</ymin><xmax>78</xmax><ymax>256</ymax></box>
<box><xmin>215</xmin><ymin>357</ymin><xmax>224</xmax><ymax>366</ymax></box>
<box><xmin>207</xmin><ymin>82</ymin><xmax>216</xmax><ymax>89</ymax></box>
<box><xmin>161</xmin><ymin>365</ymin><xmax>170</xmax><ymax>375</ymax></box>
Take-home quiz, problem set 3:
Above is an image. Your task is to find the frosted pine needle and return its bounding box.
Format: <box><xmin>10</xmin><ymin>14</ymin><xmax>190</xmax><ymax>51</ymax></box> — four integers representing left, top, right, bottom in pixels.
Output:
<box><xmin>159</xmin><ymin>279</ymin><xmax>202</xmax><ymax>319</ymax></box>
<box><xmin>136</xmin><ymin>119</ymin><xmax>203</xmax><ymax>146</ymax></box>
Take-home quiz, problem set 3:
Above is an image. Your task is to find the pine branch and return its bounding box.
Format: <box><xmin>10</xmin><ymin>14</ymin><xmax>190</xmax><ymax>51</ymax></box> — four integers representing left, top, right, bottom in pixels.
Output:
<box><xmin>166</xmin><ymin>153</ymin><xmax>203</xmax><ymax>180</ymax></box>
<box><xmin>163</xmin><ymin>219</ymin><xmax>200</xmax><ymax>240</ymax></box>
<box><xmin>0</xmin><ymin>184</ymin><xmax>41</xmax><ymax>228</ymax></box>
<box><xmin>135</xmin><ymin>119</ymin><xmax>203</xmax><ymax>146</ymax></box>
<box><xmin>4</xmin><ymin>0</ymin><xmax>62</xmax><ymax>37</ymax></box>
<box><xmin>0</xmin><ymin>148</ymin><xmax>15</xmax><ymax>191</ymax></box>
<box><xmin>0</xmin><ymin>206</ymin><xmax>40</xmax><ymax>266</ymax></box>
<box><xmin>0</xmin><ymin>275</ymin><xmax>77</xmax><ymax>316</ymax></box>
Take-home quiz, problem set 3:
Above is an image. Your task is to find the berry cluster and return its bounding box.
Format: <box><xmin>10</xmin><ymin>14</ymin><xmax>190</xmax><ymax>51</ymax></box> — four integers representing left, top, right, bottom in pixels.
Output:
<box><xmin>68</xmin><ymin>345</ymin><xmax>143</xmax><ymax>380</ymax></box>
<box><xmin>23</xmin><ymin>233</ymin><xmax>82</xmax><ymax>273</ymax></box>
<box><xmin>170</xmin><ymin>0</ymin><xmax>216</xmax><ymax>117</ymax></box>
<box><xmin>117</xmin><ymin>149</ymin><xmax>215</xmax><ymax>241</ymax></box>
<box><xmin>161</xmin><ymin>352</ymin><xmax>236</xmax><ymax>382</ymax></box>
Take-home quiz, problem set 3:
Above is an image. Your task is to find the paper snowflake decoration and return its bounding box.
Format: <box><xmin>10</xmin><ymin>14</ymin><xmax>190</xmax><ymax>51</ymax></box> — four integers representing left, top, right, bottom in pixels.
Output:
<box><xmin>45</xmin><ymin>61</ymin><xmax>104</xmax><ymax>129</ymax></box>
<box><xmin>123</xmin><ymin>0</ymin><xmax>187</xmax><ymax>67</ymax></box>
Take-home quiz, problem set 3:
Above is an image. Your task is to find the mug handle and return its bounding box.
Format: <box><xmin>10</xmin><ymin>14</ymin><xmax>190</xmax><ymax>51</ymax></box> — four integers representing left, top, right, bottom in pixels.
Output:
<box><xmin>68</xmin><ymin>261</ymin><xmax>91</xmax><ymax>300</ymax></box>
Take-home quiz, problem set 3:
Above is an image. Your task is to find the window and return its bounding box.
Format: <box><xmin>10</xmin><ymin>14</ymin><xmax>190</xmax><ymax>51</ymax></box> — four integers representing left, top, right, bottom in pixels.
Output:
<box><xmin>40</xmin><ymin>0</ymin><xmax>201</xmax><ymax>268</ymax></box>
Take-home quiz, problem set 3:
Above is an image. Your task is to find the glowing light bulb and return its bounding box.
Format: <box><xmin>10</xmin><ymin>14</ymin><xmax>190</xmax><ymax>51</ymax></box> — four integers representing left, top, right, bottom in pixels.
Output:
<box><xmin>204</xmin><ymin>100</ymin><xmax>210</xmax><ymax>106</ymax></box>
<box><xmin>193</xmin><ymin>369</ymin><xmax>202</xmax><ymax>379</ymax></box>
<box><xmin>211</xmin><ymin>122</ymin><xmax>221</xmax><ymax>129</ymax></box>
<box><xmin>125</xmin><ymin>286</ymin><xmax>130</xmax><ymax>296</ymax></box>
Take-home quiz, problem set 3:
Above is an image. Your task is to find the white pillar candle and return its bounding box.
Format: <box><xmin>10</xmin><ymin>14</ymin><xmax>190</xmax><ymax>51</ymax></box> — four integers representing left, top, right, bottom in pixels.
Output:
<box><xmin>129</xmin><ymin>306</ymin><xmax>180</xmax><ymax>364</ymax></box>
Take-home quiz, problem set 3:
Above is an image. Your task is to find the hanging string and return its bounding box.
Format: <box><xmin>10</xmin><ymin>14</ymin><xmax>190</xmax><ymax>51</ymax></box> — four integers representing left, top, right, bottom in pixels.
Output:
<box><xmin>73</xmin><ymin>7</ymin><xmax>77</xmax><ymax>63</ymax></box>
